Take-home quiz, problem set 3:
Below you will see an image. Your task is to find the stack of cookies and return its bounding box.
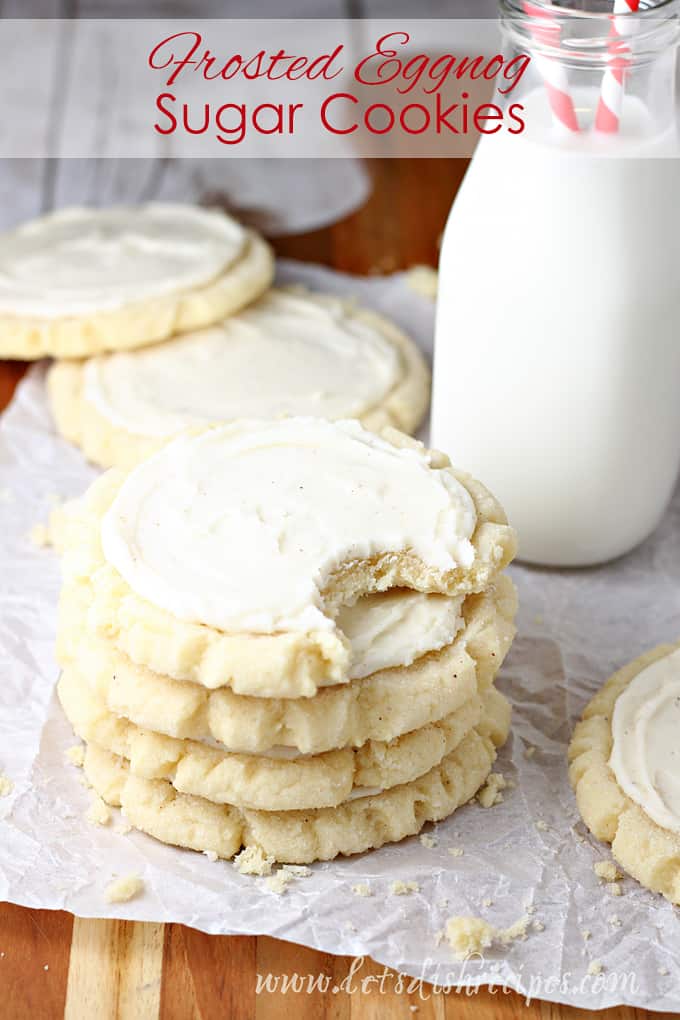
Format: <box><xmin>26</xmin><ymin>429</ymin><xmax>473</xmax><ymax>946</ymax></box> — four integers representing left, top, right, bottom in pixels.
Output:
<box><xmin>0</xmin><ymin>200</ymin><xmax>517</xmax><ymax>864</ymax></box>
<box><xmin>53</xmin><ymin>417</ymin><xmax>517</xmax><ymax>864</ymax></box>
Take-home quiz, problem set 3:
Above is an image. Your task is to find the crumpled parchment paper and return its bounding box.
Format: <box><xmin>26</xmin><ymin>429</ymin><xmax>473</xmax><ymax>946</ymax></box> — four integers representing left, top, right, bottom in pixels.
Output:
<box><xmin>1</xmin><ymin>260</ymin><xmax>679</xmax><ymax>1012</ymax></box>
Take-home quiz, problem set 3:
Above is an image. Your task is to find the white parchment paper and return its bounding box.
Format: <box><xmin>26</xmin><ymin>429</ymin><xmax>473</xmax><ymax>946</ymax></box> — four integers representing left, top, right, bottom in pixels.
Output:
<box><xmin>1</xmin><ymin>260</ymin><xmax>679</xmax><ymax>1012</ymax></box>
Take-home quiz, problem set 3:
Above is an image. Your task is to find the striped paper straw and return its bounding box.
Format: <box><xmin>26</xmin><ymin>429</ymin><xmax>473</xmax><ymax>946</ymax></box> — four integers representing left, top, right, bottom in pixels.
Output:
<box><xmin>595</xmin><ymin>0</ymin><xmax>641</xmax><ymax>133</ymax></box>
<box><xmin>523</xmin><ymin>1</ymin><xmax>580</xmax><ymax>132</ymax></box>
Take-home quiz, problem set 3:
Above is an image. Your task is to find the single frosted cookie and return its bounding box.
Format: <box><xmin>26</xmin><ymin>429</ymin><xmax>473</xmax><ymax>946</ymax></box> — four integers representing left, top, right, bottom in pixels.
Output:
<box><xmin>0</xmin><ymin>204</ymin><xmax>274</xmax><ymax>359</ymax></box>
<box><xmin>48</xmin><ymin>288</ymin><xmax>431</xmax><ymax>469</ymax></box>
<box><xmin>59</xmin><ymin>662</ymin><xmax>509</xmax><ymax>811</ymax></box>
<box><xmin>82</xmin><ymin>698</ymin><xmax>511</xmax><ymax>863</ymax></box>
<box><xmin>59</xmin><ymin>574</ymin><xmax>468</xmax><ymax>697</ymax></box>
<box><xmin>568</xmin><ymin>642</ymin><xmax>680</xmax><ymax>905</ymax></box>
<box><xmin>57</xmin><ymin>575</ymin><xmax>517</xmax><ymax>755</ymax></box>
<box><xmin>52</xmin><ymin>420</ymin><xmax>517</xmax><ymax>699</ymax></box>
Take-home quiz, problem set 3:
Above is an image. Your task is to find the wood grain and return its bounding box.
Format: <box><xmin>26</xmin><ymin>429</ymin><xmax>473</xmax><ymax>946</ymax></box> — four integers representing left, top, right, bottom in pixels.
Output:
<box><xmin>274</xmin><ymin>160</ymin><xmax>468</xmax><ymax>274</ymax></box>
<box><xmin>159</xmin><ymin>928</ymin><xmax>257</xmax><ymax>1020</ymax></box>
<box><xmin>64</xmin><ymin>918</ymin><xmax>163</xmax><ymax>1020</ymax></box>
<box><xmin>0</xmin><ymin>158</ymin><xmax>666</xmax><ymax>1019</ymax></box>
<box><xmin>255</xmin><ymin>937</ymin><xmax>352</xmax><ymax>1020</ymax></box>
<box><xmin>0</xmin><ymin>905</ymin><xmax>73</xmax><ymax>1020</ymax></box>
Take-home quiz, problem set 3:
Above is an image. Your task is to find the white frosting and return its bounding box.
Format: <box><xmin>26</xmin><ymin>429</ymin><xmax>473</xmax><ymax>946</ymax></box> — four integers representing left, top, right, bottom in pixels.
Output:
<box><xmin>338</xmin><ymin>589</ymin><xmax>463</xmax><ymax>680</ymax></box>
<box><xmin>345</xmin><ymin>786</ymin><xmax>384</xmax><ymax>801</ymax></box>
<box><xmin>199</xmin><ymin>738</ymin><xmax>311</xmax><ymax>760</ymax></box>
<box><xmin>0</xmin><ymin>204</ymin><xmax>246</xmax><ymax>317</ymax></box>
<box><xmin>101</xmin><ymin>418</ymin><xmax>477</xmax><ymax>635</ymax></box>
<box><xmin>610</xmin><ymin>648</ymin><xmax>680</xmax><ymax>834</ymax></box>
<box><xmin>83</xmin><ymin>290</ymin><xmax>402</xmax><ymax>435</ymax></box>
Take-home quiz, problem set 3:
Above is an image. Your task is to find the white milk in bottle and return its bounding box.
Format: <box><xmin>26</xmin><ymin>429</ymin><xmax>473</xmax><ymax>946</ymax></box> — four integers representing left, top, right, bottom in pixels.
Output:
<box><xmin>432</xmin><ymin>0</ymin><xmax>680</xmax><ymax>565</ymax></box>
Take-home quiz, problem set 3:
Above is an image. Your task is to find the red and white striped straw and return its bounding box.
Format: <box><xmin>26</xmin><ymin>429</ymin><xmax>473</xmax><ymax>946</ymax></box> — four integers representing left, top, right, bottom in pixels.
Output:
<box><xmin>523</xmin><ymin>1</ymin><xmax>580</xmax><ymax>132</ymax></box>
<box><xmin>595</xmin><ymin>0</ymin><xmax>641</xmax><ymax>133</ymax></box>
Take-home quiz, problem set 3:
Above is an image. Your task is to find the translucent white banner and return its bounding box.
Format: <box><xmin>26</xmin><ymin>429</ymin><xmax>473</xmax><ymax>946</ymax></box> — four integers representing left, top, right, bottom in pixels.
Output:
<box><xmin>0</xmin><ymin>18</ymin><xmax>678</xmax><ymax>157</ymax></box>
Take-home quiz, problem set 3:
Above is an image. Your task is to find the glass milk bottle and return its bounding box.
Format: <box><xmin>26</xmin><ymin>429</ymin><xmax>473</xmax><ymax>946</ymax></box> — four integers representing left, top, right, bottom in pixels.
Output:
<box><xmin>432</xmin><ymin>0</ymin><xmax>680</xmax><ymax>566</ymax></box>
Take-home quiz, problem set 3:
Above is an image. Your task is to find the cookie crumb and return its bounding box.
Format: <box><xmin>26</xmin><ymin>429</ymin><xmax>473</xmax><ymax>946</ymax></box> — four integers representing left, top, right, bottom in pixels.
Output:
<box><xmin>587</xmin><ymin>960</ymin><xmax>603</xmax><ymax>976</ymax></box>
<box><xmin>478</xmin><ymin>773</ymin><xmax>506</xmax><ymax>808</ymax></box>
<box><xmin>86</xmin><ymin>796</ymin><xmax>111</xmax><ymax>827</ymax></box>
<box><xmin>608</xmin><ymin>915</ymin><xmax>622</xmax><ymax>928</ymax></box>
<box><xmin>234</xmin><ymin>845</ymin><xmax>274</xmax><ymax>877</ymax></box>
<box><xmin>606</xmin><ymin>881</ymin><xmax>622</xmax><ymax>897</ymax></box>
<box><xmin>390</xmin><ymin>880</ymin><xmax>419</xmax><ymax>896</ymax></box>
<box><xmin>502</xmin><ymin>916</ymin><xmax>531</xmax><ymax>943</ymax></box>
<box><xmin>419</xmin><ymin>833</ymin><xmax>437</xmax><ymax>849</ymax></box>
<box><xmin>282</xmin><ymin>864</ymin><xmax>311</xmax><ymax>878</ymax></box>
<box><xmin>524</xmin><ymin>746</ymin><xmax>536</xmax><ymax>760</ymax></box>
<box><xmin>203</xmin><ymin>850</ymin><xmax>218</xmax><ymax>862</ymax></box>
<box><xmin>352</xmin><ymin>883</ymin><xmax>372</xmax><ymax>897</ymax></box>
<box><xmin>532</xmin><ymin>920</ymin><xmax>545</xmax><ymax>932</ymax></box>
<box><xmin>445</xmin><ymin>914</ymin><xmax>531</xmax><ymax>960</ymax></box>
<box><xmin>105</xmin><ymin>875</ymin><xmax>143</xmax><ymax>903</ymax></box>
<box><xmin>115</xmin><ymin>822</ymin><xmax>132</xmax><ymax>836</ymax></box>
<box><xmin>448</xmin><ymin>847</ymin><xmax>464</xmax><ymax>858</ymax></box>
<box><xmin>405</xmin><ymin>265</ymin><xmax>438</xmax><ymax>300</ymax></box>
<box><xmin>658</xmin><ymin>966</ymin><xmax>669</xmax><ymax>976</ymax></box>
<box><xmin>29</xmin><ymin>523</ymin><xmax>50</xmax><ymax>548</ymax></box>
<box><xmin>482</xmin><ymin>898</ymin><xmax>493</xmax><ymax>908</ymax></box>
<box><xmin>581</xmin><ymin>929</ymin><xmax>592</xmax><ymax>941</ymax></box>
<box><xmin>265</xmin><ymin>869</ymin><xmax>294</xmax><ymax>895</ymax></box>
<box><xmin>65</xmin><ymin>745</ymin><xmax>85</xmax><ymax>767</ymax></box>
<box><xmin>594</xmin><ymin>860</ymin><xmax>621</xmax><ymax>882</ymax></box>
<box><xmin>0</xmin><ymin>773</ymin><xmax>14</xmax><ymax>798</ymax></box>
<box><xmin>535</xmin><ymin>819</ymin><xmax>549</xmax><ymax>832</ymax></box>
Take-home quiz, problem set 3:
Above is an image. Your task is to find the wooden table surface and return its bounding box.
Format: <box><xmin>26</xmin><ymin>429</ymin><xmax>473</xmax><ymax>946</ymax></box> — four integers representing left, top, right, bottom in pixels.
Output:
<box><xmin>0</xmin><ymin>160</ymin><xmax>667</xmax><ymax>1020</ymax></box>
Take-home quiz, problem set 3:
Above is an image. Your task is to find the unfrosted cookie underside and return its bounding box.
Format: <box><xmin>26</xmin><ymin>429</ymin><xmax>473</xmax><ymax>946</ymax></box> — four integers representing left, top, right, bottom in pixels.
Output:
<box><xmin>59</xmin><ymin>660</ymin><xmax>510</xmax><ymax>811</ymax></box>
<box><xmin>83</xmin><ymin>701</ymin><xmax>511</xmax><ymax>864</ymax></box>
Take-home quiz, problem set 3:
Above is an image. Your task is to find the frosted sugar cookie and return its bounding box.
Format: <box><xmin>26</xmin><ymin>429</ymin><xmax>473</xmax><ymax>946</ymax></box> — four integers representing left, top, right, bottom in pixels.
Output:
<box><xmin>48</xmin><ymin>288</ymin><xmax>431</xmax><ymax>468</ymax></box>
<box><xmin>0</xmin><ymin>204</ymin><xmax>273</xmax><ymax>359</ymax></box>
<box><xmin>568</xmin><ymin>643</ymin><xmax>680</xmax><ymax>905</ymax></box>
<box><xmin>57</xmin><ymin>576</ymin><xmax>516</xmax><ymax>756</ymax></box>
<box><xmin>81</xmin><ymin>693</ymin><xmax>511</xmax><ymax>863</ymax></box>
<box><xmin>59</xmin><ymin>661</ymin><xmax>509</xmax><ymax>811</ymax></box>
<box><xmin>52</xmin><ymin>419</ymin><xmax>517</xmax><ymax>699</ymax></box>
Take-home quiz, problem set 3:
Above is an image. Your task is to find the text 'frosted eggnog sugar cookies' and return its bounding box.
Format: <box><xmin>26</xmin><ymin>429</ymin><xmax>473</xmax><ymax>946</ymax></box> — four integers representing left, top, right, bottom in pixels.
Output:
<box><xmin>0</xmin><ymin>203</ymin><xmax>273</xmax><ymax>359</ymax></box>
<box><xmin>569</xmin><ymin>643</ymin><xmax>680</xmax><ymax>905</ymax></box>
<box><xmin>53</xmin><ymin>417</ymin><xmax>518</xmax><ymax>864</ymax></box>
<box><xmin>48</xmin><ymin>288</ymin><xmax>431</xmax><ymax>468</ymax></box>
